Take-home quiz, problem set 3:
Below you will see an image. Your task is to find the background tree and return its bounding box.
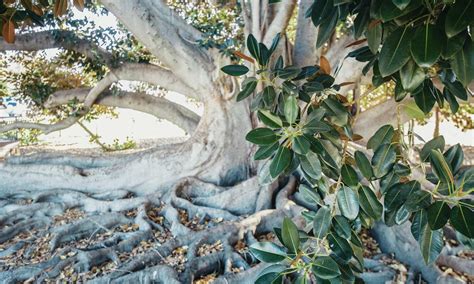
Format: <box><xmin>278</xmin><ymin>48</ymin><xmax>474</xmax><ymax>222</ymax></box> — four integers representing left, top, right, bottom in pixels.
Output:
<box><xmin>0</xmin><ymin>0</ymin><xmax>473</xmax><ymax>283</ymax></box>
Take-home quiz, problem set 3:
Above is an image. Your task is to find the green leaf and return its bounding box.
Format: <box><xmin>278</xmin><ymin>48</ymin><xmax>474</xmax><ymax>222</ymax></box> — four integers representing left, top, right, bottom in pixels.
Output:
<box><xmin>299</xmin><ymin>184</ymin><xmax>323</xmax><ymax>206</ymax></box>
<box><xmin>313</xmin><ymin>206</ymin><xmax>332</xmax><ymax>239</ymax></box>
<box><xmin>269</xmin><ymin>33</ymin><xmax>281</xmax><ymax>55</ymax></box>
<box><xmin>328</xmin><ymin>233</ymin><xmax>353</xmax><ymax>261</ymax></box>
<box><xmin>419</xmin><ymin>225</ymin><xmax>443</xmax><ymax>264</ymax></box>
<box><xmin>445</xmin><ymin>80</ymin><xmax>468</xmax><ymax>101</ymax></box>
<box><xmin>255</xmin><ymin>142</ymin><xmax>279</xmax><ymax>160</ymax></box>
<box><xmin>404</xmin><ymin>190</ymin><xmax>432</xmax><ymax>212</ymax></box>
<box><xmin>312</xmin><ymin>256</ymin><xmax>341</xmax><ymax>279</ymax></box>
<box><xmin>316</xmin><ymin>8</ymin><xmax>339</xmax><ymax>48</ymax></box>
<box><xmin>358</xmin><ymin>185</ymin><xmax>383</xmax><ymax>220</ymax></box>
<box><xmin>445</xmin><ymin>0</ymin><xmax>474</xmax><ymax>38</ymax></box>
<box><xmin>443</xmin><ymin>32</ymin><xmax>466</xmax><ymax>58</ymax></box>
<box><xmin>355</xmin><ymin>151</ymin><xmax>374</xmax><ymax>180</ymax></box>
<box><xmin>259</xmin><ymin>43</ymin><xmax>270</xmax><ymax>66</ymax></box>
<box><xmin>282</xmin><ymin>217</ymin><xmax>300</xmax><ymax>253</ymax></box>
<box><xmin>395</xmin><ymin>204</ymin><xmax>410</xmax><ymax>224</ymax></box>
<box><xmin>246</xmin><ymin>128</ymin><xmax>279</xmax><ymax>145</ymax></box>
<box><xmin>221</xmin><ymin>65</ymin><xmax>249</xmax><ymax>76</ymax></box>
<box><xmin>249</xmin><ymin>242</ymin><xmax>287</xmax><ymax>263</ymax></box>
<box><xmin>430</xmin><ymin>150</ymin><xmax>455</xmax><ymax>189</ymax></box>
<box><xmin>379</xmin><ymin>26</ymin><xmax>413</xmax><ymax>76</ymax></box>
<box><xmin>420</xmin><ymin>136</ymin><xmax>445</xmax><ymax>162</ymax></box>
<box><xmin>258</xmin><ymin>110</ymin><xmax>283</xmax><ymax>128</ymax></box>
<box><xmin>237</xmin><ymin>80</ymin><xmax>257</xmax><ymax>101</ymax></box>
<box><xmin>284</xmin><ymin>96</ymin><xmax>299</xmax><ymax>124</ymax></box>
<box><xmin>293</xmin><ymin>136</ymin><xmax>310</xmax><ymax>155</ymax></box>
<box><xmin>353</xmin><ymin>8</ymin><xmax>370</xmax><ymax>39</ymax></box>
<box><xmin>337</xmin><ymin>186</ymin><xmax>360</xmax><ymax>220</ymax></box>
<box><xmin>427</xmin><ymin>201</ymin><xmax>451</xmax><ymax>230</ymax></box>
<box><xmin>403</xmin><ymin>101</ymin><xmax>426</xmax><ymax>119</ymax></box>
<box><xmin>444</xmin><ymin>87</ymin><xmax>460</xmax><ymax>114</ymax></box>
<box><xmin>270</xmin><ymin>146</ymin><xmax>292</xmax><ymax>178</ymax></box>
<box><xmin>400</xmin><ymin>59</ymin><xmax>425</xmax><ymax>91</ymax></box>
<box><xmin>247</xmin><ymin>34</ymin><xmax>260</xmax><ymax>62</ymax></box>
<box><xmin>371</xmin><ymin>143</ymin><xmax>396</xmax><ymax>178</ymax></box>
<box><xmin>341</xmin><ymin>164</ymin><xmax>359</xmax><ymax>186</ymax></box>
<box><xmin>332</xmin><ymin>215</ymin><xmax>351</xmax><ymax>239</ymax></box>
<box><xmin>255</xmin><ymin>265</ymin><xmax>285</xmax><ymax>284</ymax></box>
<box><xmin>367</xmin><ymin>125</ymin><xmax>394</xmax><ymax>150</ymax></box>
<box><xmin>451</xmin><ymin>41</ymin><xmax>474</xmax><ymax>86</ymax></box>
<box><xmin>411</xmin><ymin>24</ymin><xmax>443</xmax><ymax>67</ymax></box>
<box><xmin>411</xmin><ymin>209</ymin><xmax>428</xmax><ymax>241</ymax></box>
<box><xmin>311</xmin><ymin>0</ymin><xmax>334</xmax><ymax>26</ymax></box>
<box><xmin>321</xmin><ymin>97</ymin><xmax>348</xmax><ymax>126</ymax></box>
<box><xmin>444</xmin><ymin>144</ymin><xmax>464</xmax><ymax>174</ymax></box>
<box><xmin>450</xmin><ymin>204</ymin><xmax>474</xmax><ymax>238</ymax></box>
<box><xmin>385</xmin><ymin>180</ymin><xmax>420</xmax><ymax>211</ymax></box>
<box><xmin>367</xmin><ymin>21</ymin><xmax>382</xmax><ymax>54</ymax></box>
<box><xmin>300</xmin><ymin>151</ymin><xmax>322</xmax><ymax>180</ymax></box>
<box><xmin>414</xmin><ymin>81</ymin><xmax>437</xmax><ymax>114</ymax></box>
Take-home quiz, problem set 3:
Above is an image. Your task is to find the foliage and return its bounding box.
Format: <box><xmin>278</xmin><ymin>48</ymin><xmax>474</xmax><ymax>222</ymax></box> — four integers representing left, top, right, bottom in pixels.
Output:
<box><xmin>222</xmin><ymin>12</ymin><xmax>473</xmax><ymax>280</ymax></box>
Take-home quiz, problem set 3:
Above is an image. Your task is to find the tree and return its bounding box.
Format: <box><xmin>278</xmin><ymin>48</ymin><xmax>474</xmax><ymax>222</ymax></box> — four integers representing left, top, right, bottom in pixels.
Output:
<box><xmin>0</xmin><ymin>0</ymin><xmax>473</xmax><ymax>283</ymax></box>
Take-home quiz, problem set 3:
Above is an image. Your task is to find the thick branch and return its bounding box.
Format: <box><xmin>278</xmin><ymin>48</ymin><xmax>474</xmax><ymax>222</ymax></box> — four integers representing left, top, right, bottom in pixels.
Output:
<box><xmin>293</xmin><ymin>0</ymin><xmax>318</xmax><ymax>67</ymax></box>
<box><xmin>0</xmin><ymin>30</ymin><xmax>114</xmax><ymax>65</ymax></box>
<box><xmin>45</xmin><ymin>89</ymin><xmax>200</xmax><ymax>133</ymax></box>
<box><xmin>100</xmin><ymin>0</ymin><xmax>216</xmax><ymax>94</ymax></box>
<box><xmin>262</xmin><ymin>0</ymin><xmax>297</xmax><ymax>46</ymax></box>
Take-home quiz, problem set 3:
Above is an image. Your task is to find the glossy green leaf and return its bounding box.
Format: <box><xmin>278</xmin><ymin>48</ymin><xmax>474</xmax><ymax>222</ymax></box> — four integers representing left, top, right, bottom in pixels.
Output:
<box><xmin>299</xmin><ymin>184</ymin><xmax>323</xmax><ymax>206</ymax></box>
<box><xmin>395</xmin><ymin>204</ymin><xmax>410</xmax><ymax>224</ymax></box>
<box><xmin>367</xmin><ymin>125</ymin><xmax>394</xmax><ymax>150</ymax></box>
<box><xmin>451</xmin><ymin>41</ymin><xmax>474</xmax><ymax>86</ymax></box>
<box><xmin>444</xmin><ymin>87</ymin><xmax>460</xmax><ymax>114</ymax></box>
<box><xmin>300</xmin><ymin>151</ymin><xmax>322</xmax><ymax>180</ymax></box>
<box><xmin>443</xmin><ymin>32</ymin><xmax>466</xmax><ymax>58</ymax></box>
<box><xmin>258</xmin><ymin>110</ymin><xmax>283</xmax><ymax>128</ymax></box>
<box><xmin>341</xmin><ymin>164</ymin><xmax>359</xmax><ymax>186</ymax></box>
<box><xmin>337</xmin><ymin>186</ymin><xmax>360</xmax><ymax>220</ymax></box>
<box><xmin>400</xmin><ymin>60</ymin><xmax>425</xmax><ymax>91</ymax></box>
<box><xmin>371</xmin><ymin>143</ymin><xmax>396</xmax><ymax>178</ymax></box>
<box><xmin>403</xmin><ymin>101</ymin><xmax>425</xmax><ymax>119</ymax></box>
<box><xmin>379</xmin><ymin>26</ymin><xmax>413</xmax><ymax>76</ymax></box>
<box><xmin>445</xmin><ymin>0</ymin><xmax>474</xmax><ymax>38</ymax></box>
<box><xmin>427</xmin><ymin>201</ymin><xmax>450</xmax><ymax>230</ymax></box>
<box><xmin>270</xmin><ymin>146</ymin><xmax>292</xmax><ymax>177</ymax></box>
<box><xmin>221</xmin><ymin>64</ymin><xmax>249</xmax><ymax>76</ymax></box>
<box><xmin>284</xmin><ymin>96</ymin><xmax>299</xmax><ymax>124</ymax></box>
<box><xmin>282</xmin><ymin>217</ymin><xmax>300</xmax><ymax>253</ymax></box>
<box><xmin>384</xmin><ymin>180</ymin><xmax>420</xmax><ymax>211</ymax></box>
<box><xmin>332</xmin><ymin>215</ymin><xmax>351</xmax><ymax>239</ymax></box>
<box><xmin>355</xmin><ymin>151</ymin><xmax>374</xmax><ymax>180</ymax></box>
<box><xmin>444</xmin><ymin>144</ymin><xmax>464</xmax><ymax>174</ymax></box>
<box><xmin>312</xmin><ymin>256</ymin><xmax>341</xmax><ymax>279</ymax></box>
<box><xmin>450</xmin><ymin>204</ymin><xmax>474</xmax><ymax>238</ymax></box>
<box><xmin>293</xmin><ymin>136</ymin><xmax>310</xmax><ymax>155</ymax></box>
<box><xmin>316</xmin><ymin>8</ymin><xmax>339</xmax><ymax>48</ymax></box>
<box><xmin>249</xmin><ymin>242</ymin><xmax>287</xmax><ymax>263</ymax></box>
<box><xmin>445</xmin><ymin>80</ymin><xmax>468</xmax><ymax>101</ymax></box>
<box><xmin>313</xmin><ymin>206</ymin><xmax>332</xmax><ymax>239</ymax></box>
<box><xmin>419</xmin><ymin>225</ymin><xmax>443</xmax><ymax>264</ymax></box>
<box><xmin>411</xmin><ymin>209</ymin><xmax>428</xmax><ymax>241</ymax></box>
<box><xmin>404</xmin><ymin>190</ymin><xmax>432</xmax><ymax>212</ymax></box>
<box><xmin>247</xmin><ymin>34</ymin><xmax>260</xmax><ymax>62</ymax></box>
<box><xmin>237</xmin><ymin>79</ymin><xmax>257</xmax><ymax>101</ymax></box>
<box><xmin>431</xmin><ymin>150</ymin><xmax>455</xmax><ymax>189</ymax></box>
<box><xmin>367</xmin><ymin>21</ymin><xmax>382</xmax><ymax>54</ymax></box>
<box><xmin>328</xmin><ymin>233</ymin><xmax>353</xmax><ymax>261</ymax></box>
<box><xmin>411</xmin><ymin>24</ymin><xmax>443</xmax><ymax>67</ymax></box>
<box><xmin>414</xmin><ymin>81</ymin><xmax>437</xmax><ymax>114</ymax></box>
<box><xmin>311</xmin><ymin>0</ymin><xmax>334</xmax><ymax>26</ymax></box>
<box><xmin>255</xmin><ymin>265</ymin><xmax>285</xmax><ymax>284</ymax></box>
<box><xmin>254</xmin><ymin>142</ymin><xmax>279</xmax><ymax>160</ymax></box>
<box><xmin>420</xmin><ymin>136</ymin><xmax>445</xmax><ymax>162</ymax></box>
<box><xmin>358</xmin><ymin>185</ymin><xmax>383</xmax><ymax>220</ymax></box>
<box><xmin>246</xmin><ymin>128</ymin><xmax>279</xmax><ymax>145</ymax></box>
<box><xmin>321</xmin><ymin>97</ymin><xmax>348</xmax><ymax>126</ymax></box>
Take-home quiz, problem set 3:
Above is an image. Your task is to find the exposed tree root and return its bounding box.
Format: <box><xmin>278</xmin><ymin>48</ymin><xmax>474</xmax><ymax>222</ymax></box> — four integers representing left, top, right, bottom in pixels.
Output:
<box><xmin>1</xmin><ymin>175</ymin><xmax>471</xmax><ymax>283</ymax></box>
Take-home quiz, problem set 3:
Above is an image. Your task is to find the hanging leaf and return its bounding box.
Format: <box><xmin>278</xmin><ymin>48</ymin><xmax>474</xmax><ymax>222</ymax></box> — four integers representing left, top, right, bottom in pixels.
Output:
<box><xmin>221</xmin><ymin>65</ymin><xmax>249</xmax><ymax>76</ymax></box>
<box><xmin>414</xmin><ymin>81</ymin><xmax>436</xmax><ymax>114</ymax></box>
<box><xmin>445</xmin><ymin>0</ymin><xmax>474</xmax><ymax>38</ymax></box>
<box><xmin>328</xmin><ymin>233</ymin><xmax>353</xmax><ymax>261</ymax></box>
<box><xmin>400</xmin><ymin>60</ymin><xmax>425</xmax><ymax>91</ymax></box>
<box><xmin>411</xmin><ymin>209</ymin><xmax>428</xmax><ymax>241</ymax></box>
<box><xmin>316</xmin><ymin>8</ymin><xmax>339</xmax><ymax>48</ymax></box>
<box><xmin>450</xmin><ymin>204</ymin><xmax>474</xmax><ymax>238</ymax></box>
<box><xmin>249</xmin><ymin>242</ymin><xmax>287</xmax><ymax>263</ymax></box>
<box><xmin>255</xmin><ymin>265</ymin><xmax>285</xmax><ymax>284</ymax></box>
<box><xmin>254</xmin><ymin>142</ymin><xmax>279</xmax><ymax>160</ymax></box>
<box><xmin>284</xmin><ymin>96</ymin><xmax>299</xmax><ymax>124</ymax></box>
<box><xmin>246</xmin><ymin>128</ymin><xmax>279</xmax><ymax>145</ymax></box>
<box><xmin>419</xmin><ymin>225</ymin><xmax>443</xmax><ymax>264</ymax></box>
<box><xmin>358</xmin><ymin>185</ymin><xmax>383</xmax><ymax>220</ymax></box>
<box><xmin>430</xmin><ymin>150</ymin><xmax>455</xmax><ymax>188</ymax></box>
<box><xmin>367</xmin><ymin>125</ymin><xmax>394</xmax><ymax>150</ymax></box>
<box><xmin>332</xmin><ymin>215</ymin><xmax>351</xmax><ymax>239</ymax></box>
<box><xmin>371</xmin><ymin>143</ymin><xmax>396</xmax><ymax>178</ymax></box>
<box><xmin>341</xmin><ymin>164</ymin><xmax>359</xmax><ymax>186</ymax></box>
<box><xmin>312</xmin><ymin>256</ymin><xmax>341</xmax><ymax>279</ymax></box>
<box><xmin>237</xmin><ymin>80</ymin><xmax>257</xmax><ymax>102</ymax></box>
<box><xmin>282</xmin><ymin>217</ymin><xmax>300</xmax><ymax>253</ymax></box>
<box><xmin>337</xmin><ymin>186</ymin><xmax>360</xmax><ymax>220</ymax></box>
<box><xmin>379</xmin><ymin>26</ymin><xmax>413</xmax><ymax>76</ymax></box>
<box><xmin>420</xmin><ymin>136</ymin><xmax>445</xmax><ymax>162</ymax></box>
<box><xmin>1</xmin><ymin>20</ymin><xmax>15</xmax><ymax>43</ymax></box>
<box><xmin>367</xmin><ymin>20</ymin><xmax>382</xmax><ymax>54</ymax></box>
<box><xmin>444</xmin><ymin>80</ymin><xmax>468</xmax><ymax>101</ymax></box>
<box><xmin>444</xmin><ymin>144</ymin><xmax>464</xmax><ymax>174</ymax></box>
<box><xmin>385</xmin><ymin>181</ymin><xmax>420</xmax><ymax>211</ymax></box>
<box><xmin>293</xmin><ymin>136</ymin><xmax>310</xmax><ymax>155</ymax></box>
<box><xmin>355</xmin><ymin>151</ymin><xmax>374</xmax><ymax>180</ymax></box>
<box><xmin>404</xmin><ymin>190</ymin><xmax>432</xmax><ymax>212</ymax></box>
<box><xmin>270</xmin><ymin>146</ymin><xmax>292</xmax><ymax>178</ymax></box>
<box><xmin>411</xmin><ymin>24</ymin><xmax>443</xmax><ymax>67</ymax></box>
<box><xmin>300</xmin><ymin>152</ymin><xmax>322</xmax><ymax>180</ymax></box>
<box><xmin>313</xmin><ymin>206</ymin><xmax>332</xmax><ymax>239</ymax></box>
<box><xmin>299</xmin><ymin>184</ymin><xmax>323</xmax><ymax>206</ymax></box>
<box><xmin>451</xmin><ymin>41</ymin><xmax>474</xmax><ymax>86</ymax></box>
<box><xmin>443</xmin><ymin>32</ymin><xmax>467</xmax><ymax>58</ymax></box>
<box><xmin>427</xmin><ymin>201</ymin><xmax>450</xmax><ymax>230</ymax></box>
